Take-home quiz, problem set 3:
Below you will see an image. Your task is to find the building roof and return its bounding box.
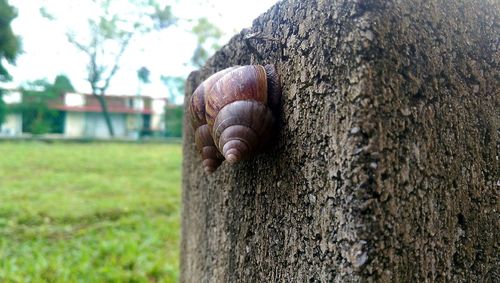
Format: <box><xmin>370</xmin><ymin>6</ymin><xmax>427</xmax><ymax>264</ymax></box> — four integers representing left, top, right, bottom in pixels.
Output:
<box><xmin>50</xmin><ymin>105</ymin><xmax>154</xmax><ymax>114</ymax></box>
<box><xmin>75</xmin><ymin>92</ymin><xmax>169</xmax><ymax>100</ymax></box>
<box><xmin>1</xmin><ymin>89</ymin><xmax>168</xmax><ymax>115</ymax></box>
<box><xmin>52</xmin><ymin>92</ymin><xmax>161</xmax><ymax>115</ymax></box>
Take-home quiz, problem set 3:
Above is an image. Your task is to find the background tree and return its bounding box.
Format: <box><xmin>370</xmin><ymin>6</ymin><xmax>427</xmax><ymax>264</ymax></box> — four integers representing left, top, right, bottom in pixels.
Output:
<box><xmin>137</xmin><ymin>66</ymin><xmax>151</xmax><ymax>86</ymax></box>
<box><xmin>13</xmin><ymin>75</ymin><xmax>74</xmax><ymax>134</ymax></box>
<box><xmin>0</xmin><ymin>0</ymin><xmax>21</xmax><ymax>128</ymax></box>
<box><xmin>160</xmin><ymin>75</ymin><xmax>184</xmax><ymax>104</ymax></box>
<box><xmin>136</xmin><ymin>66</ymin><xmax>151</xmax><ymax>97</ymax></box>
<box><xmin>159</xmin><ymin>16</ymin><xmax>223</xmax><ymax>101</ymax></box>
<box><xmin>164</xmin><ymin>105</ymin><xmax>183</xmax><ymax>137</ymax></box>
<box><xmin>190</xmin><ymin>17</ymin><xmax>222</xmax><ymax>68</ymax></box>
<box><xmin>160</xmin><ymin>75</ymin><xmax>185</xmax><ymax>137</ymax></box>
<box><xmin>41</xmin><ymin>0</ymin><xmax>175</xmax><ymax>137</ymax></box>
<box><xmin>135</xmin><ymin>66</ymin><xmax>150</xmax><ymax>136</ymax></box>
<box><xmin>41</xmin><ymin>1</ymin><xmax>223</xmax><ymax>138</ymax></box>
<box><xmin>0</xmin><ymin>89</ymin><xmax>7</xmax><ymax>129</ymax></box>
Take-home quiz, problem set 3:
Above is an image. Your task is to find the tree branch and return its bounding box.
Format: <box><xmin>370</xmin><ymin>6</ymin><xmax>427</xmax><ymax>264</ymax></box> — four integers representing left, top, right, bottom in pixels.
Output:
<box><xmin>88</xmin><ymin>36</ymin><xmax>102</xmax><ymax>94</ymax></box>
<box><xmin>99</xmin><ymin>32</ymin><xmax>134</xmax><ymax>94</ymax></box>
<box><xmin>66</xmin><ymin>32</ymin><xmax>92</xmax><ymax>56</ymax></box>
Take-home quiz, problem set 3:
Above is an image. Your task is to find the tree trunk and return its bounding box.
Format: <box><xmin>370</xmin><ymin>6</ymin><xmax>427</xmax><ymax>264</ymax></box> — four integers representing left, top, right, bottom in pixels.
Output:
<box><xmin>181</xmin><ymin>0</ymin><xmax>498</xmax><ymax>282</ymax></box>
<box><xmin>94</xmin><ymin>93</ymin><xmax>115</xmax><ymax>137</ymax></box>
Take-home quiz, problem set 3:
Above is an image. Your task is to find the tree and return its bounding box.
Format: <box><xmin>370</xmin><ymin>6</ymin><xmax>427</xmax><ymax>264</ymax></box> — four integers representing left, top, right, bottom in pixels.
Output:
<box><xmin>52</xmin><ymin>74</ymin><xmax>75</xmax><ymax>93</ymax></box>
<box><xmin>157</xmin><ymin>17</ymin><xmax>221</xmax><ymax>110</ymax></box>
<box><xmin>13</xmin><ymin>75</ymin><xmax>74</xmax><ymax>134</ymax></box>
<box><xmin>0</xmin><ymin>90</ymin><xmax>6</xmax><ymax>128</ymax></box>
<box><xmin>41</xmin><ymin>1</ymin><xmax>223</xmax><ymax>137</ymax></box>
<box><xmin>160</xmin><ymin>75</ymin><xmax>184</xmax><ymax>104</ymax></box>
<box><xmin>164</xmin><ymin>105</ymin><xmax>183</xmax><ymax>137</ymax></box>
<box><xmin>160</xmin><ymin>75</ymin><xmax>184</xmax><ymax>137</ymax></box>
<box><xmin>0</xmin><ymin>87</ymin><xmax>7</xmax><ymax>128</ymax></box>
<box><xmin>136</xmin><ymin>66</ymin><xmax>150</xmax><ymax>95</ymax></box>
<box><xmin>0</xmin><ymin>0</ymin><xmax>21</xmax><ymax>128</ymax></box>
<box><xmin>190</xmin><ymin>17</ymin><xmax>223</xmax><ymax>68</ymax></box>
<box><xmin>137</xmin><ymin>66</ymin><xmax>150</xmax><ymax>85</ymax></box>
<box><xmin>41</xmin><ymin>0</ymin><xmax>175</xmax><ymax>137</ymax></box>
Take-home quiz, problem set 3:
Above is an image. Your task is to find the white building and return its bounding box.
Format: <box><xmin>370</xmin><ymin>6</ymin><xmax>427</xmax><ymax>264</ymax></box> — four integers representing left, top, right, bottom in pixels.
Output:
<box><xmin>1</xmin><ymin>91</ymin><xmax>167</xmax><ymax>139</ymax></box>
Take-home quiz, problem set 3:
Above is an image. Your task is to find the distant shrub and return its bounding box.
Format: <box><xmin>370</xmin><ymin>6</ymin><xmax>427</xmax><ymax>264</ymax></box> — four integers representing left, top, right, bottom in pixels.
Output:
<box><xmin>13</xmin><ymin>75</ymin><xmax>74</xmax><ymax>135</ymax></box>
<box><xmin>164</xmin><ymin>105</ymin><xmax>183</xmax><ymax>137</ymax></box>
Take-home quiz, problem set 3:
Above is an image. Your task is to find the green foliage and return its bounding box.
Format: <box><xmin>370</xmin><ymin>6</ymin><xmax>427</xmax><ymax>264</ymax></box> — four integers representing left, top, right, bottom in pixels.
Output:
<box><xmin>13</xmin><ymin>75</ymin><xmax>74</xmax><ymax>134</ymax></box>
<box><xmin>17</xmin><ymin>80</ymin><xmax>58</xmax><ymax>134</ymax></box>
<box><xmin>147</xmin><ymin>0</ymin><xmax>175</xmax><ymax>29</ymax></box>
<box><xmin>0</xmin><ymin>0</ymin><xmax>21</xmax><ymax>82</ymax></box>
<box><xmin>0</xmin><ymin>88</ymin><xmax>6</xmax><ymax>127</ymax></box>
<box><xmin>160</xmin><ymin>75</ymin><xmax>184</xmax><ymax>104</ymax></box>
<box><xmin>0</xmin><ymin>142</ymin><xmax>181</xmax><ymax>282</ymax></box>
<box><xmin>53</xmin><ymin>74</ymin><xmax>75</xmax><ymax>92</ymax></box>
<box><xmin>164</xmin><ymin>105</ymin><xmax>183</xmax><ymax>137</ymax></box>
<box><xmin>0</xmin><ymin>0</ymin><xmax>21</xmax><ymax>127</ymax></box>
<box><xmin>191</xmin><ymin>17</ymin><xmax>222</xmax><ymax>67</ymax></box>
<box><xmin>137</xmin><ymin>66</ymin><xmax>151</xmax><ymax>84</ymax></box>
<box><xmin>192</xmin><ymin>18</ymin><xmax>222</xmax><ymax>45</ymax></box>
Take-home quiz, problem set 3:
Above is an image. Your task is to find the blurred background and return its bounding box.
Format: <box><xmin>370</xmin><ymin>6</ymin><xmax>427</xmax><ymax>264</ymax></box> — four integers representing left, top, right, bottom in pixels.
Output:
<box><xmin>0</xmin><ymin>0</ymin><xmax>276</xmax><ymax>281</ymax></box>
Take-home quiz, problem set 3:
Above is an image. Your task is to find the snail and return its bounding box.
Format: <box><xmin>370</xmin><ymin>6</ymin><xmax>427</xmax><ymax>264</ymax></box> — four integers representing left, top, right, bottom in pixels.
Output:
<box><xmin>189</xmin><ymin>64</ymin><xmax>281</xmax><ymax>173</ymax></box>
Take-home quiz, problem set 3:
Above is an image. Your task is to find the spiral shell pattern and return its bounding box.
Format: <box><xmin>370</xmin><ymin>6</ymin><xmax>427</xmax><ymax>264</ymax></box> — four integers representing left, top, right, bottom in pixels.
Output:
<box><xmin>190</xmin><ymin>64</ymin><xmax>281</xmax><ymax>172</ymax></box>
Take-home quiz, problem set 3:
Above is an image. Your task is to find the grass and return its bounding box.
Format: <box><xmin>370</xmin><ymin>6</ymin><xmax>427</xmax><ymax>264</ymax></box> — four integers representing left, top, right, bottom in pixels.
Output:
<box><xmin>0</xmin><ymin>142</ymin><xmax>182</xmax><ymax>282</ymax></box>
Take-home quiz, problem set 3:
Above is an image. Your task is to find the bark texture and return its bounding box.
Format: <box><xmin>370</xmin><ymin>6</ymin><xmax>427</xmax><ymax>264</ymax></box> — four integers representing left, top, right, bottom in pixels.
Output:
<box><xmin>181</xmin><ymin>0</ymin><xmax>499</xmax><ymax>282</ymax></box>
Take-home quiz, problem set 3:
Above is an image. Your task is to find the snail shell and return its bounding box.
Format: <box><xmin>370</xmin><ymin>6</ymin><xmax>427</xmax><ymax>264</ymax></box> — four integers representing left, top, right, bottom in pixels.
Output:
<box><xmin>190</xmin><ymin>64</ymin><xmax>281</xmax><ymax>172</ymax></box>
<box><xmin>189</xmin><ymin>67</ymin><xmax>238</xmax><ymax>173</ymax></box>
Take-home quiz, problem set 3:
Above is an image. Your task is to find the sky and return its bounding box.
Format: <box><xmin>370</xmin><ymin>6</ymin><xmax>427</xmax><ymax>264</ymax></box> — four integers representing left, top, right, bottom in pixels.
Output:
<box><xmin>4</xmin><ymin>0</ymin><xmax>278</xmax><ymax>104</ymax></box>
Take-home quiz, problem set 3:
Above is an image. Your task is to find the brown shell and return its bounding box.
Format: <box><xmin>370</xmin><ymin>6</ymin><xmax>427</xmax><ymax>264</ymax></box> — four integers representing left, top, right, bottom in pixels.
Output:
<box><xmin>205</xmin><ymin>65</ymin><xmax>268</xmax><ymax>130</ymax></box>
<box><xmin>194</xmin><ymin>124</ymin><xmax>223</xmax><ymax>173</ymax></box>
<box><xmin>213</xmin><ymin>100</ymin><xmax>275</xmax><ymax>163</ymax></box>
<box><xmin>189</xmin><ymin>64</ymin><xmax>281</xmax><ymax>171</ymax></box>
<box><xmin>189</xmin><ymin>66</ymin><xmax>239</xmax><ymax>129</ymax></box>
<box><xmin>189</xmin><ymin>67</ymin><xmax>239</xmax><ymax>173</ymax></box>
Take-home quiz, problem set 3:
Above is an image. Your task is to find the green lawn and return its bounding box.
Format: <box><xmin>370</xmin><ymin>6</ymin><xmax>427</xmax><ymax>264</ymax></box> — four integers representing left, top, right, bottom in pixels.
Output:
<box><xmin>0</xmin><ymin>142</ymin><xmax>182</xmax><ymax>282</ymax></box>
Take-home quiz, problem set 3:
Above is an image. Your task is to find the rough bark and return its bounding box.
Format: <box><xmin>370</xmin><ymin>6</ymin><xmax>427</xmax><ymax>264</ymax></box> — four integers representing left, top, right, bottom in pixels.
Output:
<box><xmin>181</xmin><ymin>0</ymin><xmax>499</xmax><ymax>282</ymax></box>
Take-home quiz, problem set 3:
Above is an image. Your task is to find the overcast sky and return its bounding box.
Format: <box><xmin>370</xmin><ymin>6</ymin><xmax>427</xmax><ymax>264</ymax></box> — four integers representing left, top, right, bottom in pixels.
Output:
<box><xmin>4</xmin><ymin>0</ymin><xmax>278</xmax><ymax>103</ymax></box>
